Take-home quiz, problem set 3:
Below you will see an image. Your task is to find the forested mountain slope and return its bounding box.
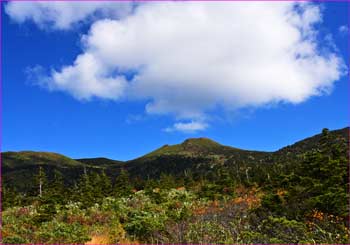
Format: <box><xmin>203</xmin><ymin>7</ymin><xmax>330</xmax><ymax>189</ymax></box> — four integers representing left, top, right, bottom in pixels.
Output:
<box><xmin>2</xmin><ymin>127</ymin><xmax>349</xmax><ymax>191</ymax></box>
<box><xmin>2</xmin><ymin>127</ymin><xmax>349</xmax><ymax>244</ymax></box>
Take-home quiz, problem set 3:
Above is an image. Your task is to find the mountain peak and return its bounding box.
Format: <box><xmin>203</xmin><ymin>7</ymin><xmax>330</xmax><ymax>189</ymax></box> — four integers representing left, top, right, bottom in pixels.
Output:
<box><xmin>181</xmin><ymin>137</ymin><xmax>221</xmax><ymax>148</ymax></box>
<box><xmin>183</xmin><ymin>137</ymin><xmax>218</xmax><ymax>143</ymax></box>
<box><xmin>140</xmin><ymin>137</ymin><xmax>234</xmax><ymax>159</ymax></box>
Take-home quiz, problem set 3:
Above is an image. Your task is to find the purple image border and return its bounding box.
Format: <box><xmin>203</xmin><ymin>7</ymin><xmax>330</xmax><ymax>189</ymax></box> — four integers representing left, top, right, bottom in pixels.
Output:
<box><xmin>0</xmin><ymin>0</ymin><xmax>349</xmax><ymax>244</ymax></box>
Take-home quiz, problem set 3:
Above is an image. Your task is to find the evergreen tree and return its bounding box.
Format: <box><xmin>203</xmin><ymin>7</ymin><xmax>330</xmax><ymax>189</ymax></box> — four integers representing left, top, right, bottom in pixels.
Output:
<box><xmin>99</xmin><ymin>171</ymin><xmax>112</xmax><ymax>197</ymax></box>
<box><xmin>159</xmin><ymin>173</ymin><xmax>176</xmax><ymax>189</ymax></box>
<box><xmin>114</xmin><ymin>169</ymin><xmax>133</xmax><ymax>197</ymax></box>
<box><xmin>297</xmin><ymin>128</ymin><xmax>348</xmax><ymax>216</ymax></box>
<box><xmin>184</xmin><ymin>169</ymin><xmax>195</xmax><ymax>188</ymax></box>
<box><xmin>90</xmin><ymin>172</ymin><xmax>103</xmax><ymax>203</ymax></box>
<box><xmin>265</xmin><ymin>128</ymin><xmax>349</xmax><ymax>219</ymax></box>
<box><xmin>47</xmin><ymin>170</ymin><xmax>66</xmax><ymax>204</ymax></box>
<box><xmin>76</xmin><ymin>170</ymin><xmax>95</xmax><ymax>207</ymax></box>
<box><xmin>2</xmin><ymin>185</ymin><xmax>21</xmax><ymax>209</ymax></box>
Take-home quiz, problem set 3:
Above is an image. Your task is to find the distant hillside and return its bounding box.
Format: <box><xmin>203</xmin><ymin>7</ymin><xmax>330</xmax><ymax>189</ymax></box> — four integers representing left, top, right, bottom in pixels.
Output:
<box><xmin>2</xmin><ymin>152</ymin><xmax>92</xmax><ymax>191</ymax></box>
<box><xmin>277</xmin><ymin>127</ymin><xmax>349</xmax><ymax>155</ymax></box>
<box><xmin>2</xmin><ymin>127</ymin><xmax>349</xmax><ymax>191</ymax></box>
<box><xmin>3</xmin><ymin>151</ymin><xmax>84</xmax><ymax>169</ymax></box>
<box><xmin>76</xmin><ymin>157</ymin><xmax>124</xmax><ymax>167</ymax></box>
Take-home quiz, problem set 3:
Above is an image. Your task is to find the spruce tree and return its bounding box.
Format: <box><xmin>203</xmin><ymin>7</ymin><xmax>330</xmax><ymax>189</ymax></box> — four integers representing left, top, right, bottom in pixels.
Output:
<box><xmin>77</xmin><ymin>170</ymin><xmax>95</xmax><ymax>207</ymax></box>
<box><xmin>47</xmin><ymin>169</ymin><xmax>65</xmax><ymax>204</ymax></box>
<box><xmin>285</xmin><ymin>128</ymin><xmax>348</xmax><ymax>217</ymax></box>
<box><xmin>100</xmin><ymin>171</ymin><xmax>112</xmax><ymax>197</ymax></box>
<box><xmin>159</xmin><ymin>173</ymin><xmax>176</xmax><ymax>189</ymax></box>
<box><xmin>114</xmin><ymin>169</ymin><xmax>133</xmax><ymax>197</ymax></box>
<box><xmin>300</xmin><ymin>128</ymin><xmax>348</xmax><ymax>216</ymax></box>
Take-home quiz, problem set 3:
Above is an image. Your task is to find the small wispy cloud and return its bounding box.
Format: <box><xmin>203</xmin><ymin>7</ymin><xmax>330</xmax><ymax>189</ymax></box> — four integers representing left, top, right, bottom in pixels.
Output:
<box><xmin>164</xmin><ymin>121</ymin><xmax>208</xmax><ymax>133</ymax></box>
<box><xmin>125</xmin><ymin>114</ymin><xmax>145</xmax><ymax>124</ymax></box>
<box><xmin>338</xmin><ymin>25</ymin><xmax>348</xmax><ymax>35</ymax></box>
<box><xmin>25</xmin><ymin>65</ymin><xmax>50</xmax><ymax>87</ymax></box>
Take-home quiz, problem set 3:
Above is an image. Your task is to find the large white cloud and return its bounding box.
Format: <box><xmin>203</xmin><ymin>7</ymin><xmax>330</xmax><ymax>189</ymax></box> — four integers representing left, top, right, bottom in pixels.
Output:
<box><xmin>5</xmin><ymin>1</ymin><xmax>135</xmax><ymax>30</ymax></box>
<box><xmin>8</xmin><ymin>2</ymin><xmax>347</xmax><ymax>132</ymax></box>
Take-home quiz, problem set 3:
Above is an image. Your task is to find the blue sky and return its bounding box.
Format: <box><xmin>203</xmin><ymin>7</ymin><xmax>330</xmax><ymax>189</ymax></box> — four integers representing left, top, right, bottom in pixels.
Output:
<box><xmin>2</xmin><ymin>2</ymin><xmax>349</xmax><ymax>161</ymax></box>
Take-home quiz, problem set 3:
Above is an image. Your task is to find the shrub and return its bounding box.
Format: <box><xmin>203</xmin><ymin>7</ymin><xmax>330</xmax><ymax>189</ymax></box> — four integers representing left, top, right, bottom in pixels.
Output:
<box><xmin>259</xmin><ymin>216</ymin><xmax>310</xmax><ymax>243</ymax></box>
<box><xmin>35</xmin><ymin>219</ymin><xmax>90</xmax><ymax>244</ymax></box>
<box><xmin>185</xmin><ymin>220</ymin><xmax>233</xmax><ymax>244</ymax></box>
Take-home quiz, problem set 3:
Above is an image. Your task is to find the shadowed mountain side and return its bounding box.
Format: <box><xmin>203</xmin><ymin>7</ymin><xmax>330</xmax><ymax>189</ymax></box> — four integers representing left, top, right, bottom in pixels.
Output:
<box><xmin>76</xmin><ymin>157</ymin><xmax>125</xmax><ymax>167</ymax></box>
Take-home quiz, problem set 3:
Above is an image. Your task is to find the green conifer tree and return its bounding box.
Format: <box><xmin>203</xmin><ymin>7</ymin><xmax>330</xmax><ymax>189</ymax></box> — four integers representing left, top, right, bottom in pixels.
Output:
<box><xmin>77</xmin><ymin>169</ymin><xmax>95</xmax><ymax>207</ymax></box>
<box><xmin>47</xmin><ymin>169</ymin><xmax>65</xmax><ymax>204</ymax></box>
<box><xmin>159</xmin><ymin>173</ymin><xmax>176</xmax><ymax>189</ymax></box>
<box><xmin>100</xmin><ymin>171</ymin><xmax>112</xmax><ymax>197</ymax></box>
<box><xmin>114</xmin><ymin>169</ymin><xmax>133</xmax><ymax>197</ymax></box>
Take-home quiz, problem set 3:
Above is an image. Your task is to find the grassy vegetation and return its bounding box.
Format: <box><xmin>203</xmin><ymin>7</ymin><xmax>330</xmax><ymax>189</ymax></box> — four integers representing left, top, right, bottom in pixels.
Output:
<box><xmin>142</xmin><ymin>137</ymin><xmax>239</xmax><ymax>158</ymax></box>
<box><xmin>3</xmin><ymin>151</ymin><xmax>84</xmax><ymax>169</ymax></box>
<box><xmin>2</xmin><ymin>127</ymin><xmax>349</xmax><ymax>244</ymax></box>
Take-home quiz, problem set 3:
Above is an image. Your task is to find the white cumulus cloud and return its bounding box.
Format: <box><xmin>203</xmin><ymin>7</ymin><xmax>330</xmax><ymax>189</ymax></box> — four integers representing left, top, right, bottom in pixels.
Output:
<box><xmin>8</xmin><ymin>2</ymin><xmax>347</xmax><ymax>131</ymax></box>
<box><xmin>5</xmin><ymin>1</ymin><xmax>135</xmax><ymax>30</ymax></box>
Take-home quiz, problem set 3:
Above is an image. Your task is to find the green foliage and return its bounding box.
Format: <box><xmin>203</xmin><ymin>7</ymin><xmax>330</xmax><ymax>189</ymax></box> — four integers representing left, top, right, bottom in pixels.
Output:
<box><xmin>1</xmin><ymin>185</ymin><xmax>24</xmax><ymax>209</ymax></box>
<box><xmin>297</xmin><ymin>129</ymin><xmax>348</xmax><ymax>217</ymax></box>
<box><xmin>185</xmin><ymin>221</ymin><xmax>233</xmax><ymax>244</ymax></box>
<box><xmin>239</xmin><ymin>231</ymin><xmax>270</xmax><ymax>244</ymax></box>
<box><xmin>35</xmin><ymin>219</ymin><xmax>90</xmax><ymax>244</ymax></box>
<box><xmin>100</xmin><ymin>171</ymin><xmax>113</xmax><ymax>196</ymax></box>
<box><xmin>159</xmin><ymin>173</ymin><xmax>176</xmax><ymax>189</ymax></box>
<box><xmin>260</xmin><ymin>128</ymin><xmax>349</xmax><ymax>221</ymax></box>
<box><xmin>2</xmin><ymin>127</ymin><xmax>349</xmax><ymax>244</ymax></box>
<box><xmin>74</xmin><ymin>171</ymin><xmax>95</xmax><ymax>208</ymax></box>
<box><xmin>2</xmin><ymin>206</ymin><xmax>38</xmax><ymax>243</ymax></box>
<box><xmin>199</xmin><ymin>182</ymin><xmax>223</xmax><ymax>200</ymax></box>
<box><xmin>2</xmin><ymin>236</ymin><xmax>29</xmax><ymax>244</ymax></box>
<box><xmin>114</xmin><ymin>169</ymin><xmax>133</xmax><ymax>197</ymax></box>
<box><xmin>3</xmin><ymin>151</ymin><xmax>84</xmax><ymax>169</ymax></box>
<box><xmin>259</xmin><ymin>216</ymin><xmax>309</xmax><ymax>243</ymax></box>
